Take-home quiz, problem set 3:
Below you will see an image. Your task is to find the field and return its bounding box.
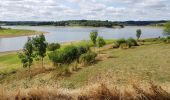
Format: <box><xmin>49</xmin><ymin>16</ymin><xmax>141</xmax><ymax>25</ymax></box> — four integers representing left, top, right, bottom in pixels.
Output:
<box><xmin>0</xmin><ymin>40</ymin><xmax>170</xmax><ymax>90</ymax></box>
<box><xmin>0</xmin><ymin>40</ymin><xmax>170</xmax><ymax>99</ymax></box>
<box><xmin>0</xmin><ymin>28</ymin><xmax>43</xmax><ymax>37</ymax></box>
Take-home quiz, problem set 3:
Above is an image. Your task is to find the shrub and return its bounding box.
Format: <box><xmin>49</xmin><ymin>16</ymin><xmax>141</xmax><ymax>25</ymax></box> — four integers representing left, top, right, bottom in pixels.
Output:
<box><xmin>79</xmin><ymin>52</ymin><xmax>97</xmax><ymax>65</ymax></box>
<box><xmin>114</xmin><ymin>38</ymin><xmax>138</xmax><ymax>49</ymax></box>
<box><xmin>48</xmin><ymin>43</ymin><xmax>60</xmax><ymax>51</ymax></box>
<box><xmin>77</xmin><ymin>45</ymin><xmax>90</xmax><ymax>56</ymax></box>
<box><xmin>97</xmin><ymin>36</ymin><xmax>106</xmax><ymax>48</ymax></box>
<box><xmin>90</xmin><ymin>31</ymin><xmax>98</xmax><ymax>46</ymax></box>
<box><xmin>127</xmin><ymin>38</ymin><xmax>138</xmax><ymax>46</ymax></box>
<box><xmin>114</xmin><ymin>38</ymin><xmax>126</xmax><ymax>48</ymax></box>
<box><xmin>48</xmin><ymin>45</ymin><xmax>90</xmax><ymax>65</ymax></box>
<box><xmin>48</xmin><ymin>50</ymin><xmax>66</xmax><ymax>64</ymax></box>
<box><xmin>166</xmin><ymin>36</ymin><xmax>170</xmax><ymax>43</ymax></box>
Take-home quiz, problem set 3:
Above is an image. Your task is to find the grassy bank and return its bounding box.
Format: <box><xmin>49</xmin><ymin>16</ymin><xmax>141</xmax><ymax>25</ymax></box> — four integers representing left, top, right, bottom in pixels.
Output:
<box><xmin>0</xmin><ymin>28</ymin><xmax>44</xmax><ymax>38</ymax></box>
<box><xmin>1</xmin><ymin>39</ymin><xmax>170</xmax><ymax>90</ymax></box>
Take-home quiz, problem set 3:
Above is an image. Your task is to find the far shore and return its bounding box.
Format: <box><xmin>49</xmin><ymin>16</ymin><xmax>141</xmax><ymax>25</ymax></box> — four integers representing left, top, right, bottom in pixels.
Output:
<box><xmin>0</xmin><ymin>31</ymin><xmax>47</xmax><ymax>38</ymax></box>
<box><xmin>0</xmin><ymin>28</ymin><xmax>47</xmax><ymax>38</ymax></box>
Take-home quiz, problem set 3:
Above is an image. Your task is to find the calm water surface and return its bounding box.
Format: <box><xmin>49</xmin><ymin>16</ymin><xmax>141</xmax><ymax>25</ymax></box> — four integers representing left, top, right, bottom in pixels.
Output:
<box><xmin>0</xmin><ymin>26</ymin><xmax>163</xmax><ymax>52</ymax></box>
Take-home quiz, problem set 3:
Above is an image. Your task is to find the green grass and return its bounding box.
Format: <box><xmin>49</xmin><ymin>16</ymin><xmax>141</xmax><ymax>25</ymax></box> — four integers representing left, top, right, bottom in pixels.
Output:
<box><xmin>59</xmin><ymin>43</ymin><xmax>170</xmax><ymax>88</ymax></box>
<box><xmin>0</xmin><ymin>53</ymin><xmax>21</xmax><ymax>75</ymax></box>
<box><xmin>0</xmin><ymin>28</ymin><xmax>42</xmax><ymax>37</ymax></box>
<box><xmin>1</xmin><ymin>39</ymin><xmax>170</xmax><ymax>89</ymax></box>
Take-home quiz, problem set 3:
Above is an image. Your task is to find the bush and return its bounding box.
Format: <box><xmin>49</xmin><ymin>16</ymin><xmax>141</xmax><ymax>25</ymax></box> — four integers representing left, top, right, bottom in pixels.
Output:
<box><xmin>79</xmin><ymin>52</ymin><xmax>97</xmax><ymax>65</ymax></box>
<box><xmin>115</xmin><ymin>38</ymin><xmax>126</xmax><ymax>47</ymax></box>
<box><xmin>114</xmin><ymin>38</ymin><xmax>138</xmax><ymax>48</ymax></box>
<box><xmin>127</xmin><ymin>38</ymin><xmax>138</xmax><ymax>46</ymax></box>
<box><xmin>48</xmin><ymin>43</ymin><xmax>60</xmax><ymax>51</ymax></box>
<box><xmin>48</xmin><ymin>45</ymin><xmax>90</xmax><ymax>65</ymax></box>
<box><xmin>97</xmin><ymin>36</ymin><xmax>106</xmax><ymax>48</ymax></box>
<box><xmin>77</xmin><ymin>45</ymin><xmax>90</xmax><ymax>56</ymax></box>
<box><xmin>166</xmin><ymin>36</ymin><xmax>170</xmax><ymax>43</ymax></box>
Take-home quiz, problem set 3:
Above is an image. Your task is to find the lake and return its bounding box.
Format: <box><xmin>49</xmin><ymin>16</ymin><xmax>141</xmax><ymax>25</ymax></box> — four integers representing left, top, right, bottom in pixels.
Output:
<box><xmin>0</xmin><ymin>26</ymin><xmax>163</xmax><ymax>52</ymax></box>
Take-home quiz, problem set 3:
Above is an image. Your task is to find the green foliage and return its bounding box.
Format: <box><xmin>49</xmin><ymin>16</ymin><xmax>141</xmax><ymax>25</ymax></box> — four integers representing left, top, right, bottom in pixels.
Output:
<box><xmin>79</xmin><ymin>52</ymin><xmax>97</xmax><ymax>65</ymax></box>
<box><xmin>18</xmin><ymin>37</ymin><xmax>34</xmax><ymax>68</ymax></box>
<box><xmin>166</xmin><ymin>36</ymin><xmax>170</xmax><ymax>43</ymax></box>
<box><xmin>48</xmin><ymin>45</ymin><xmax>90</xmax><ymax>65</ymax></box>
<box><xmin>97</xmin><ymin>36</ymin><xmax>106</xmax><ymax>48</ymax></box>
<box><xmin>32</xmin><ymin>34</ymin><xmax>47</xmax><ymax>67</ymax></box>
<box><xmin>48</xmin><ymin>43</ymin><xmax>60</xmax><ymax>51</ymax></box>
<box><xmin>163</xmin><ymin>21</ymin><xmax>170</xmax><ymax>36</ymax></box>
<box><xmin>77</xmin><ymin>45</ymin><xmax>90</xmax><ymax>56</ymax></box>
<box><xmin>127</xmin><ymin>38</ymin><xmax>138</xmax><ymax>46</ymax></box>
<box><xmin>90</xmin><ymin>31</ymin><xmax>98</xmax><ymax>46</ymax></box>
<box><xmin>115</xmin><ymin>38</ymin><xmax>138</xmax><ymax>49</ymax></box>
<box><xmin>115</xmin><ymin>38</ymin><xmax>127</xmax><ymax>47</ymax></box>
<box><xmin>136</xmin><ymin>29</ymin><xmax>142</xmax><ymax>40</ymax></box>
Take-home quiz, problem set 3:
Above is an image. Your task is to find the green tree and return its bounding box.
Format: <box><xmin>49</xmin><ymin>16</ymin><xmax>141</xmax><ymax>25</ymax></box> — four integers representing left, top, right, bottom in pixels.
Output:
<box><xmin>32</xmin><ymin>34</ymin><xmax>47</xmax><ymax>68</ymax></box>
<box><xmin>18</xmin><ymin>37</ymin><xmax>34</xmax><ymax>72</ymax></box>
<box><xmin>163</xmin><ymin>21</ymin><xmax>170</xmax><ymax>36</ymax></box>
<box><xmin>136</xmin><ymin>29</ymin><xmax>142</xmax><ymax>40</ymax></box>
<box><xmin>90</xmin><ymin>31</ymin><xmax>98</xmax><ymax>46</ymax></box>
<box><xmin>97</xmin><ymin>36</ymin><xmax>106</xmax><ymax>48</ymax></box>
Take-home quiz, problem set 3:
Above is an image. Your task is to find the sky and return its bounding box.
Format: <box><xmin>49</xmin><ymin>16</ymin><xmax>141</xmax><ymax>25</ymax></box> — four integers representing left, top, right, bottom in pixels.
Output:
<box><xmin>0</xmin><ymin>0</ymin><xmax>170</xmax><ymax>21</ymax></box>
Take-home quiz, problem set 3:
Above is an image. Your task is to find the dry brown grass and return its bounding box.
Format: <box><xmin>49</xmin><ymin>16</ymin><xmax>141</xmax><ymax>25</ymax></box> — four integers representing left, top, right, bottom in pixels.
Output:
<box><xmin>1</xmin><ymin>82</ymin><xmax>170</xmax><ymax>100</ymax></box>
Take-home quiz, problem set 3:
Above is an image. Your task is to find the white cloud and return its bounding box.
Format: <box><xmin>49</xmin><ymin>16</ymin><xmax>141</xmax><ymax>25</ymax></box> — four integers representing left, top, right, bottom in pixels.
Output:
<box><xmin>0</xmin><ymin>0</ymin><xmax>169</xmax><ymax>21</ymax></box>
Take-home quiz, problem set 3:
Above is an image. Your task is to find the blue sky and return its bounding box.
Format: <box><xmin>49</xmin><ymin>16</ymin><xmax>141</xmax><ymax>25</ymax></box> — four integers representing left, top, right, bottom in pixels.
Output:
<box><xmin>0</xmin><ymin>0</ymin><xmax>170</xmax><ymax>21</ymax></box>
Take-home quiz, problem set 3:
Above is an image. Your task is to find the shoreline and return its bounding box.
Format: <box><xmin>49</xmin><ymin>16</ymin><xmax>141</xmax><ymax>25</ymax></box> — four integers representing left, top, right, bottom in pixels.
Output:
<box><xmin>0</xmin><ymin>31</ymin><xmax>47</xmax><ymax>38</ymax></box>
<box><xmin>0</xmin><ymin>40</ymin><xmax>83</xmax><ymax>54</ymax></box>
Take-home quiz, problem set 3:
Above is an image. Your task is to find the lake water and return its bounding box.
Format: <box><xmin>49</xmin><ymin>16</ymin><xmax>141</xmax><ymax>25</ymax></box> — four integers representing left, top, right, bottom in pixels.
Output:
<box><xmin>0</xmin><ymin>26</ymin><xmax>163</xmax><ymax>52</ymax></box>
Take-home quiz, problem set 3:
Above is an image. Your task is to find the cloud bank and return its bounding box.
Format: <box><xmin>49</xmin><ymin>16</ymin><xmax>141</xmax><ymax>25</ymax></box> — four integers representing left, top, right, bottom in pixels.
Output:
<box><xmin>0</xmin><ymin>0</ymin><xmax>170</xmax><ymax>21</ymax></box>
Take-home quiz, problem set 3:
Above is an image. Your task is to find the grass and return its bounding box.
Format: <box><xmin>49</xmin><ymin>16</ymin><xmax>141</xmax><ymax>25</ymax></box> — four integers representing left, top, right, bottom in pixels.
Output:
<box><xmin>0</xmin><ymin>53</ymin><xmax>21</xmax><ymax>75</ymax></box>
<box><xmin>1</xmin><ymin>82</ymin><xmax>170</xmax><ymax>100</ymax></box>
<box><xmin>1</xmin><ymin>39</ymin><xmax>170</xmax><ymax>90</ymax></box>
<box><xmin>0</xmin><ymin>28</ymin><xmax>43</xmax><ymax>37</ymax></box>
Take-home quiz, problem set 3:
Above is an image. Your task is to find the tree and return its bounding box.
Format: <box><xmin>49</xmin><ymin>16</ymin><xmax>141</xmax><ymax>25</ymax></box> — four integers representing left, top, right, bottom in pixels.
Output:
<box><xmin>90</xmin><ymin>31</ymin><xmax>98</xmax><ymax>46</ymax></box>
<box><xmin>47</xmin><ymin>43</ymin><xmax>60</xmax><ymax>51</ymax></box>
<box><xmin>32</xmin><ymin>34</ymin><xmax>47</xmax><ymax>68</ymax></box>
<box><xmin>136</xmin><ymin>29</ymin><xmax>142</xmax><ymax>40</ymax></box>
<box><xmin>97</xmin><ymin>36</ymin><xmax>106</xmax><ymax>48</ymax></box>
<box><xmin>18</xmin><ymin>37</ymin><xmax>34</xmax><ymax>72</ymax></box>
<box><xmin>163</xmin><ymin>21</ymin><xmax>170</xmax><ymax>36</ymax></box>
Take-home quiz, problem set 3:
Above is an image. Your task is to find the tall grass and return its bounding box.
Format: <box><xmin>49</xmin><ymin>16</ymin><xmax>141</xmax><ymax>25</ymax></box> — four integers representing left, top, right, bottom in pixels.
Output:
<box><xmin>0</xmin><ymin>82</ymin><xmax>170</xmax><ymax>100</ymax></box>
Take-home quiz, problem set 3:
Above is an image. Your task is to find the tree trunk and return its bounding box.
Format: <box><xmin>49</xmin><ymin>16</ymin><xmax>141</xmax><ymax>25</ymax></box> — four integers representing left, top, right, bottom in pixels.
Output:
<box><xmin>41</xmin><ymin>57</ymin><xmax>44</xmax><ymax>69</ymax></box>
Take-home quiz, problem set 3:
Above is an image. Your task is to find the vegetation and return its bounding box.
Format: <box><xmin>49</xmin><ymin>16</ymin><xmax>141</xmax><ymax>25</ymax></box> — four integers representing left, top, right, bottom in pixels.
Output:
<box><xmin>163</xmin><ymin>21</ymin><xmax>170</xmax><ymax>36</ymax></box>
<box><xmin>127</xmin><ymin>38</ymin><xmax>138</xmax><ymax>46</ymax></box>
<box><xmin>114</xmin><ymin>38</ymin><xmax>138</xmax><ymax>49</ymax></box>
<box><xmin>1</xmin><ymin>82</ymin><xmax>170</xmax><ymax>100</ymax></box>
<box><xmin>0</xmin><ymin>27</ymin><xmax>42</xmax><ymax>37</ymax></box>
<box><xmin>97</xmin><ymin>36</ymin><xmax>106</xmax><ymax>48</ymax></box>
<box><xmin>1</xmin><ymin>21</ymin><xmax>170</xmax><ymax>99</ymax></box>
<box><xmin>18</xmin><ymin>38</ymin><xmax>34</xmax><ymax>71</ymax></box>
<box><xmin>136</xmin><ymin>29</ymin><xmax>142</xmax><ymax>40</ymax></box>
<box><xmin>0</xmin><ymin>20</ymin><xmax>123</xmax><ymax>28</ymax></box>
<box><xmin>48</xmin><ymin>45</ymin><xmax>90</xmax><ymax>65</ymax></box>
<box><xmin>47</xmin><ymin>43</ymin><xmax>60</xmax><ymax>51</ymax></box>
<box><xmin>79</xmin><ymin>52</ymin><xmax>97</xmax><ymax>65</ymax></box>
<box><xmin>32</xmin><ymin>34</ymin><xmax>48</xmax><ymax>68</ymax></box>
<box><xmin>90</xmin><ymin>31</ymin><xmax>98</xmax><ymax>46</ymax></box>
<box><xmin>0</xmin><ymin>20</ymin><xmax>168</xmax><ymax>27</ymax></box>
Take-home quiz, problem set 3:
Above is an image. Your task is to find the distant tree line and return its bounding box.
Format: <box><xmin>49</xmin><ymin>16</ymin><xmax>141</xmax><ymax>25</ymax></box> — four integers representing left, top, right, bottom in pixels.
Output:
<box><xmin>119</xmin><ymin>20</ymin><xmax>167</xmax><ymax>26</ymax></box>
<box><xmin>0</xmin><ymin>20</ymin><xmax>122</xmax><ymax>28</ymax></box>
<box><xmin>0</xmin><ymin>20</ymin><xmax>168</xmax><ymax>27</ymax></box>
